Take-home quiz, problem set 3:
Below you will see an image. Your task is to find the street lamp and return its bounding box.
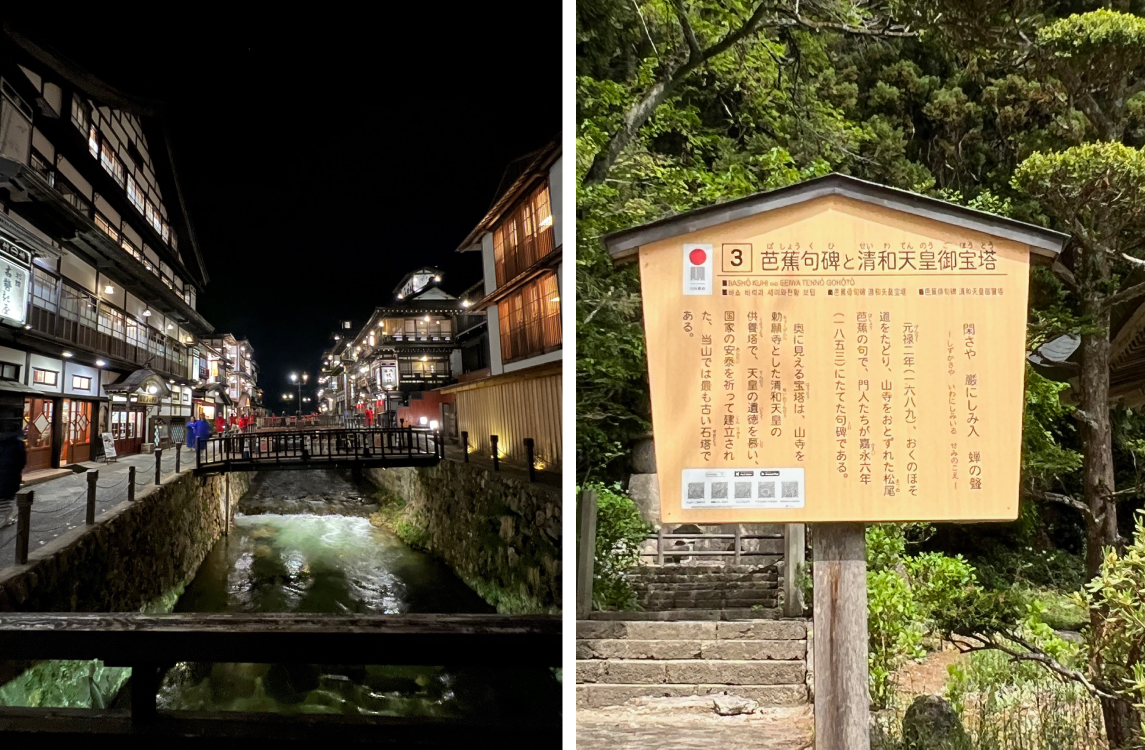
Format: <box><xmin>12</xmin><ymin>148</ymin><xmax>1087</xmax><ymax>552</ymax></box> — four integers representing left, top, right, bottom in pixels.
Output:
<box><xmin>289</xmin><ymin>372</ymin><xmax>308</xmax><ymax>416</ymax></box>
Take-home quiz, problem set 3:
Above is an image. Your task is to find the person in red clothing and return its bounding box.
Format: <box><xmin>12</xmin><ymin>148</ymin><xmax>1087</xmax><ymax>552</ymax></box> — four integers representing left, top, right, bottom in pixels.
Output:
<box><xmin>215</xmin><ymin>415</ymin><xmax>225</xmax><ymax>434</ymax></box>
<box><xmin>365</xmin><ymin>407</ymin><xmax>374</xmax><ymax>427</ymax></box>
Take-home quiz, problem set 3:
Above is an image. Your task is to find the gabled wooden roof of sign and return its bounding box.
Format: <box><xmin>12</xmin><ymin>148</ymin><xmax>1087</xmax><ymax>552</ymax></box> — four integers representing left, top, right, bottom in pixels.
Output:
<box><xmin>603</xmin><ymin>173</ymin><xmax>1069</xmax><ymax>263</ymax></box>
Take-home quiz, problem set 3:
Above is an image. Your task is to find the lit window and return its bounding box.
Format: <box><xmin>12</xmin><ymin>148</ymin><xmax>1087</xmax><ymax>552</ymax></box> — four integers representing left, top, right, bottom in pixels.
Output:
<box><xmin>88</xmin><ymin>124</ymin><xmax>99</xmax><ymax>158</ymax></box>
<box><xmin>100</xmin><ymin>140</ymin><xmax>125</xmax><ymax>186</ymax></box>
<box><xmin>71</xmin><ymin>375</ymin><xmax>91</xmax><ymax>391</ymax></box>
<box><xmin>161</xmin><ymin>221</ymin><xmax>170</xmax><ymax>243</ymax></box>
<box><xmin>498</xmin><ymin>272</ymin><xmax>561</xmax><ymax>363</ymax></box>
<box><xmin>71</xmin><ymin>97</ymin><xmax>88</xmax><ymax>133</ymax></box>
<box><xmin>33</xmin><ymin>368</ymin><xmax>58</xmax><ymax>386</ymax></box>
<box><xmin>492</xmin><ymin>182</ymin><xmax>555</xmax><ymax>287</ymax></box>
<box><xmin>127</xmin><ymin>174</ymin><xmax>144</xmax><ymax>212</ymax></box>
<box><xmin>94</xmin><ymin>213</ymin><xmax>119</xmax><ymax>242</ymax></box>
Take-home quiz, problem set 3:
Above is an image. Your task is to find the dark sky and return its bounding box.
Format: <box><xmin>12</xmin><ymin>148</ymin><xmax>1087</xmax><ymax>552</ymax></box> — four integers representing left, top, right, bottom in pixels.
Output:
<box><xmin>6</xmin><ymin>13</ymin><xmax>560</xmax><ymax>411</ymax></box>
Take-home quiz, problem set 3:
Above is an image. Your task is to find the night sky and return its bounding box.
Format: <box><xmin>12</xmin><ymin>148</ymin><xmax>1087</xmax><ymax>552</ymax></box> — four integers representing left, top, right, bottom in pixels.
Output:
<box><xmin>4</xmin><ymin>13</ymin><xmax>561</xmax><ymax>411</ymax></box>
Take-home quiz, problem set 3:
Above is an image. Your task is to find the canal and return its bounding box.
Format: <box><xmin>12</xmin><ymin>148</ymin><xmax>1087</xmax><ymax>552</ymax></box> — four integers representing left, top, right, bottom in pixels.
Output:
<box><xmin>152</xmin><ymin>469</ymin><xmax>560</xmax><ymax>720</ymax></box>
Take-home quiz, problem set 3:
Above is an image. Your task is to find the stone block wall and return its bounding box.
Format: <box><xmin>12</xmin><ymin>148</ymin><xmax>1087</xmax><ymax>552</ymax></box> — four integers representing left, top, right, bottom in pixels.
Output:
<box><xmin>0</xmin><ymin>471</ymin><xmax>250</xmax><ymax>613</ymax></box>
<box><xmin>366</xmin><ymin>461</ymin><xmax>561</xmax><ymax>614</ymax></box>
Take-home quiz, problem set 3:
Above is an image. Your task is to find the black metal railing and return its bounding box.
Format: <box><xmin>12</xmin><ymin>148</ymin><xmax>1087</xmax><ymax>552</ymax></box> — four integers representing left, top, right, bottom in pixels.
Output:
<box><xmin>195</xmin><ymin>427</ymin><xmax>443</xmax><ymax>473</ymax></box>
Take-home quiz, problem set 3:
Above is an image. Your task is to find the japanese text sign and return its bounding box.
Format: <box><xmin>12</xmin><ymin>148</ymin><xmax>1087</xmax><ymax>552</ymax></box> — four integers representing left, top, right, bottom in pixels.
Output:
<box><xmin>626</xmin><ymin>187</ymin><xmax>1058</xmax><ymax>523</ymax></box>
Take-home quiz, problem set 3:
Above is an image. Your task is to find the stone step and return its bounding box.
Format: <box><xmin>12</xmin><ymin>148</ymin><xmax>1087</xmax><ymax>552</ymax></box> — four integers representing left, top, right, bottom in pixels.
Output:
<box><xmin>633</xmin><ymin>577</ymin><xmax>779</xmax><ymax>589</ymax></box>
<box><xmin>638</xmin><ymin>597</ymin><xmax>779</xmax><ymax>609</ymax></box>
<box><xmin>632</xmin><ymin>565</ymin><xmax>777</xmax><ymax>576</ymax></box>
<box><xmin>576</xmin><ymin>683</ymin><xmax>808</xmax><ymax>709</ymax></box>
<box><xmin>588</xmin><ymin>608</ymin><xmax>785</xmax><ymax>621</ymax></box>
<box><xmin>577</xmin><ymin>638</ymin><xmax>806</xmax><ymax>661</ymax></box>
<box><xmin>576</xmin><ymin>658</ymin><xmax>806</xmax><ymax>685</ymax></box>
<box><xmin>638</xmin><ymin>590</ymin><xmax>779</xmax><ymax>601</ymax></box>
<box><xmin>577</xmin><ymin>619</ymin><xmax>806</xmax><ymax>641</ymax></box>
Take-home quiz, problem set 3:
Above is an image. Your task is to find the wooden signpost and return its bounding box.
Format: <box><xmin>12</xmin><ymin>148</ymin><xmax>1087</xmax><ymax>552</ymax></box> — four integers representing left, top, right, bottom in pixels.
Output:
<box><xmin>604</xmin><ymin>174</ymin><xmax>1068</xmax><ymax>750</ymax></box>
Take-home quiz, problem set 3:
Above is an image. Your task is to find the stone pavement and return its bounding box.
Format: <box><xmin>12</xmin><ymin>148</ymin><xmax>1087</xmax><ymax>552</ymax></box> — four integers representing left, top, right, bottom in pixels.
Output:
<box><xmin>577</xmin><ymin>697</ymin><xmax>813</xmax><ymax>750</ymax></box>
<box><xmin>0</xmin><ymin>447</ymin><xmax>192</xmax><ymax>571</ymax></box>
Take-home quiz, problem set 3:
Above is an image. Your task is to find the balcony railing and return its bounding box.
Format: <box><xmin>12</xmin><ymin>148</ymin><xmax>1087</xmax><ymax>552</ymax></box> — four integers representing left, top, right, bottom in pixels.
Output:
<box><xmin>29</xmin><ymin>300</ymin><xmax>188</xmax><ymax>378</ymax></box>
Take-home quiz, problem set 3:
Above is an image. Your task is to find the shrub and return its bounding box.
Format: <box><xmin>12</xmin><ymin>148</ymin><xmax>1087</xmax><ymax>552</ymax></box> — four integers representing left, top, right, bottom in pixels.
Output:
<box><xmin>580</xmin><ymin>482</ymin><xmax>651</xmax><ymax>611</ymax></box>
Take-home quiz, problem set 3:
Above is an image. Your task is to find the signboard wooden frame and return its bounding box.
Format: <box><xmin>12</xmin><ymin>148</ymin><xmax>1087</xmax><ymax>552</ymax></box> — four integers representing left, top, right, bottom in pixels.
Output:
<box><xmin>606</xmin><ymin>174</ymin><xmax>1068</xmax><ymax>525</ymax></box>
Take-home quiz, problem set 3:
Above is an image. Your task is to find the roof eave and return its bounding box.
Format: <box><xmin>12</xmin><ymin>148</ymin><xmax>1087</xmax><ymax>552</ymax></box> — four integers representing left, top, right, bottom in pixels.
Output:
<box><xmin>603</xmin><ymin>174</ymin><xmax>1069</xmax><ymax>265</ymax></box>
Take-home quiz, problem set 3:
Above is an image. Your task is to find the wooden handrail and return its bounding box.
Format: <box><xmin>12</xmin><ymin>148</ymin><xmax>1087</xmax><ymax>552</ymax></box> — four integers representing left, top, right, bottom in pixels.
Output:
<box><xmin>0</xmin><ymin>612</ymin><xmax>560</xmax><ymax>666</ymax></box>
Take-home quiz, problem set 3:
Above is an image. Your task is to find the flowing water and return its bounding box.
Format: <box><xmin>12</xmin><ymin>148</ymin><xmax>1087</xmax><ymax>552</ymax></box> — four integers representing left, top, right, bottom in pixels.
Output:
<box><xmin>155</xmin><ymin>470</ymin><xmax>560</xmax><ymax>721</ymax></box>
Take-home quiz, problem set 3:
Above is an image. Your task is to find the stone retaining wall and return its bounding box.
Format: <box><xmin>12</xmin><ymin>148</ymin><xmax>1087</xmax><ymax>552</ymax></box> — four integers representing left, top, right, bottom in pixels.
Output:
<box><xmin>0</xmin><ymin>470</ymin><xmax>250</xmax><ymax>613</ymax></box>
<box><xmin>365</xmin><ymin>461</ymin><xmax>560</xmax><ymax>614</ymax></box>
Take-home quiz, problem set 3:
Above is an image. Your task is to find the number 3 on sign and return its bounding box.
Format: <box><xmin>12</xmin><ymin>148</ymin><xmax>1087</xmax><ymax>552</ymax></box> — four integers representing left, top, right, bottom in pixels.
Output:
<box><xmin>722</xmin><ymin>243</ymin><xmax>752</xmax><ymax>273</ymax></box>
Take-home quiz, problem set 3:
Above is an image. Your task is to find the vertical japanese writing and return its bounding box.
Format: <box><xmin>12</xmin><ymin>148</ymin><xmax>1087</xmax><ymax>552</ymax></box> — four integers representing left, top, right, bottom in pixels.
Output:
<box><xmin>682</xmin><ymin>310</ymin><xmax>694</xmax><ymax>337</ymax></box>
<box><xmin>834</xmin><ymin>313</ymin><xmax>848</xmax><ymax>476</ymax></box>
<box><xmin>770</xmin><ymin>312</ymin><xmax>783</xmax><ymax>439</ymax></box>
<box><xmin>858</xmin><ymin>379</ymin><xmax>871</xmax><ymax>484</ymax></box>
<box><xmin>947</xmin><ymin>330</ymin><xmax>957</xmax><ymax>486</ymax></box>
<box><xmin>700</xmin><ymin>321</ymin><xmax>713</xmax><ymax>462</ymax></box>
<box><xmin>857</xmin><ymin>312</ymin><xmax>870</xmax><ymax>371</ymax></box>
<box><xmin>747</xmin><ymin>311</ymin><xmax>759</xmax><ymax>359</ymax></box>
<box><xmin>793</xmin><ymin>323</ymin><xmax>806</xmax><ymax>462</ymax></box>
<box><xmin>724</xmin><ymin>312</ymin><xmax>737</xmax><ymax>461</ymax></box>
<box><xmin>903</xmin><ymin>322</ymin><xmax>919</xmax><ymax>497</ymax></box>
<box><xmin>965</xmin><ymin>322</ymin><xmax>981</xmax><ymax>491</ymax></box>
<box><xmin>747</xmin><ymin>367</ymin><xmax>760</xmax><ymax>460</ymax></box>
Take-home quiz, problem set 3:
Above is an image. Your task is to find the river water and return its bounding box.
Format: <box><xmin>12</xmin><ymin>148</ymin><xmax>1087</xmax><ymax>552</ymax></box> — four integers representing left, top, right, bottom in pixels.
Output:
<box><xmin>155</xmin><ymin>470</ymin><xmax>560</xmax><ymax>721</ymax></box>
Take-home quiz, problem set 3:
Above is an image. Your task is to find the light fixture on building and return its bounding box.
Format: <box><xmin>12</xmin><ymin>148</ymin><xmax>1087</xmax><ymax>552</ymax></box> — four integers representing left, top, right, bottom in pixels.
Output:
<box><xmin>167</xmin><ymin>324</ymin><xmax>173</xmax><ymax>329</ymax></box>
<box><xmin>429</xmin><ymin>419</ymin><xmax>439</xmax><ymax>430</ymax></box>
<box><xmin>147</xmin><ymin>386</ymin><xmax>158</xmax><ymax>395</ymax></box>
<box><xmin>433</xmin><ymin>275</ymin><xmax>441</xmax><ymax>282</ymax></box>
<box><xmin>104</xmin><ymin>284</ymin><xmax>114</xmax><ymax>294</ymax></box>
<box><xmin>421</xmin><ymin>355</ymin><xmax>428</xmax><ymax>361</ymax></box>
<box><xmin>461</xmin><ymin>300</ymin><xmax>470</xmax><ymax>308</ymax></box>
<box><xmin>95</xmin><ymin>359</ymin><xmax>106</xmax><ymax>367</ymax></box>
<box><xmin>62</xmin><ymin>351</ymin><xmax>73</xmax><ymax>358</ymax></box>
<box><xmin>397</xmin><ymin>294</ymin><xmax>404</xmax><ymax>300</ymax></box>
<box><xmin>424</xmin><ymin>315</ymin><xmax>430</xmax><ymax>322</ymax></box>
<box><xmin>419</xmin><ymin>416</ymin><xmax>428</xmax><ymax>425</ymax></box>
<box><xmin>23</xmin><ymin>324</ymin><xmax>30</xmax><ymax>330</ymax></box>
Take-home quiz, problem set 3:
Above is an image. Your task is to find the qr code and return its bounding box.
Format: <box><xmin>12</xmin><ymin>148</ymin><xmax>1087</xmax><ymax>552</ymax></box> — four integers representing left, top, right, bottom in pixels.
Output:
<box><xmin>758</xmin><ymin>481</ymin><xmax>776</xmax><ymax>498</ymax></box>
<box><xmin>711</xmin><ymin>482</ymin><xmax>728</xmax><ymax>499</ymax></box>
<box><xmin>687</xmin><ymin>482</ymin><xmax>705</xmax><ymax>499</ymax></box>
<box><xmin>690</xmin><ymin>266</ymin><xmax>705</xmax><ymax>281</ymax></box>
<box><xmin>734</xmin><ymin>482</ymin><xmax>752</xmax><ymax>499</ymax></box>
<box><xmin>782</xmin><ymin>481</ymin><xmax>799</xmax><ymax>498</ymax></box>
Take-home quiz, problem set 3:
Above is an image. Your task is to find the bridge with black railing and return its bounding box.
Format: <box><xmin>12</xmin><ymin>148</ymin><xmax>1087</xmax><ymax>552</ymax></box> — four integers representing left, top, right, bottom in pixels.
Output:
<box><xmin>193</xmin><ymin>427</ymin><xmax>443</xmax><ymax>474</ymax></box>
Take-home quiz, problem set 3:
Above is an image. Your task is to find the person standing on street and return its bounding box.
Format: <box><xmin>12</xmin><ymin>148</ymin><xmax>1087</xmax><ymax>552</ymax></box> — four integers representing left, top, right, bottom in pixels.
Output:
<box><xmin>0</xmin><ymin>427</ymin><xmax>27</xmax><ymax>528</ymax></box>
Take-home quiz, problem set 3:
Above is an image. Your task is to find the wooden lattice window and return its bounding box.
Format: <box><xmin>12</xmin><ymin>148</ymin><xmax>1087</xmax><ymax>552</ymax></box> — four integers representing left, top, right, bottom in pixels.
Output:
<box><xmin>492</xmin><ymin>182</ymin><xmax>554</xmax><ymax>287</ymax></box>
<box><xmin>498</xmin><ymin>272</ymin><xmax>561</xmax><ymax>363</ymax></box>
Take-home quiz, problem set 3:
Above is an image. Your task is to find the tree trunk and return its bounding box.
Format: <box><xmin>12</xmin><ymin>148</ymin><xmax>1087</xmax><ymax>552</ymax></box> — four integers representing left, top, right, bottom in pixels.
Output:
<box><xmin>1077</xmin><ymin>313</ymin><xmax>1117</xmax><ymax>582</ymax></box>
<box><xmin>584</xmin><ymin>74</ymin><xmax>682</xmax><ymax>185</ymax></box>
<box><xmin>1101</xmin><ymin>694</ymin><xmax>1141</xmax><ymax>750</ymax></box>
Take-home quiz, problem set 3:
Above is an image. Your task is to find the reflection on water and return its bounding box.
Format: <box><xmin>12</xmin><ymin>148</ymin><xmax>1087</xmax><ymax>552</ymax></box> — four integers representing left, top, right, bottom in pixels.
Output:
<box><xmin>157</xmin><ymin>470</ymin><xmax>559</xmax><ymax>721</ymax></box>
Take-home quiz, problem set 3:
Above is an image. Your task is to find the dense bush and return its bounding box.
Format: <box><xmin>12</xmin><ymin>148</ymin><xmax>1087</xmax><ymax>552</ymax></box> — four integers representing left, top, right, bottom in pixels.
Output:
<box><xmin>580</xmin><ymin>483</ymin><xmax>651</xmax><ymax>611</ymax></box>
<box><xmin>867</xmin><ymin>524</ymin><xmax>978</xmax><ymax>709</ymax></box>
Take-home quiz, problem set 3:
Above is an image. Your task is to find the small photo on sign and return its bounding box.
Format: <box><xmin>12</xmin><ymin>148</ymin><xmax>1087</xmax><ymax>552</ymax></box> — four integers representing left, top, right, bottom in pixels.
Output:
<box><xmin>681</xmin><ymin>467</ymin><xmax>805</xmax><ymax>509</ymax></box>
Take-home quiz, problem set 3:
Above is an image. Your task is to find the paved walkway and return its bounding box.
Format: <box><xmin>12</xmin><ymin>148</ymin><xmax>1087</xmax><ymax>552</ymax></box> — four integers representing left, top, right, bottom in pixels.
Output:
<box><xmin>0</xmin><ymin>447</ymin><xmax>191</xmax><ymax>571</ymax></box>
<box><xmin>577</xmin><ymin>698</ymin><xmax>813</xmax><ymax>750</ymax></box>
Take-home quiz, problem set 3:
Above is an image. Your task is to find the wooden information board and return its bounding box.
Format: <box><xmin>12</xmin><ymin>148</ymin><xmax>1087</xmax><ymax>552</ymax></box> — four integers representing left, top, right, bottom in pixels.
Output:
<box><xmin>609</xmin><ymin>177</ymin><xmax>1067</xmax><ymax>524</ymax></box>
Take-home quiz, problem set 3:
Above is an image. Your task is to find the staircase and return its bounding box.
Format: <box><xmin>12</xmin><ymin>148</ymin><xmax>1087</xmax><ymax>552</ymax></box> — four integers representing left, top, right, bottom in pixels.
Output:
<box><xmin>576</xmin><ymin>619</ymin><xmax>809</xmax><ymax>708</ymax></box>
<box><xmin>625</xmin><ymin>564</ymin><xmax>783</xmax><ymax>618</ymax></box>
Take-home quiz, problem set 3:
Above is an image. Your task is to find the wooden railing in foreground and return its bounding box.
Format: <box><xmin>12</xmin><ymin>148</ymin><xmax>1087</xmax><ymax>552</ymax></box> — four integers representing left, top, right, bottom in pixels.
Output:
<box><xmin>0</xmin><ymin>612</ymin><xmax>561</xmax><ymax>744</ymax></box>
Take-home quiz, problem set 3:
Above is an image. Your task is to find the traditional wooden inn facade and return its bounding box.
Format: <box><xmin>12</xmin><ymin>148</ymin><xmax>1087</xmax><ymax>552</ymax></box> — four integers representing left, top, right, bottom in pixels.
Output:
<box><xmin>444</xmin><ymin>138</ymin><xmax>563</xmax><ymax>470</ymax></box>
<box><xmin>0</xmin><ymin>28</ymin><xmax>216</xmax><ymax>469</ymax></box>
<box><xmin>199</xmin><ymin>333</ymin><xmax>259</xmax><ymax>417</ymax></box>
<box><xmin>319</xmin><ymin>268</ymin><xmax>482</xmax><ymax>434</ymax></box>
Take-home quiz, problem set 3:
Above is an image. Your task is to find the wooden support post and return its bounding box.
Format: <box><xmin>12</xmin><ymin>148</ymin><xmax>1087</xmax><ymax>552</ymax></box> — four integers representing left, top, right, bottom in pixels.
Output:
<box><xmin>130</xmin><ymin>663</ymin><xmax>160</xmax><ymax>724</ymax></box>
<box><xmin>175</xmin><ymin>442</ymin><xmax>182</xmax><ymax>473</ymax></box>
<box><xmin>813</xmin><ymin>523</ymin><xmax>869</xmax><ymax>750</ymax></box>
<box><xmin>490</xmin><ymin>435</ymin><xmax>499</xmax><ymax>471</ymax></box>
<box><xmin>14</xmin><ymin>491</ymin><xmax>32</xmax><ymax>565</ymax></box>
<box><xmin>576</xmin><ymin>488</ymin><xmax>598</xmax><ymax>620</ymax></box>
<box><xmin>127</xmin><ymin>466</ymin><xmax>136</xmax><ymax>503</ymax></box>
<box><xmin>86</xmin><ymin>470</ymin><xmax>97</xmax><ymax>525</ymax></box>
<box><xmin>784</xmin><ymin>523</ymin><xmax>806</xmax><ymax>617</ymax></box>
<box><xmin>154</xmin><ymin>449</ymin><xmax>162</xmax><ymax>485</ymax></box>
<box><xmin>461</xmin><ymin>431</ymin><xmax>469</xmax><ymax>463</ymax></box>
<box><xmin>524</xmin><ymin>438</ymin><xmax>536</xmax><ymax>482</ymax></box>
<box><xmin>734</xmin><ymin>525</ymin><xmax>742</xmax><ymax>566</ymax></box>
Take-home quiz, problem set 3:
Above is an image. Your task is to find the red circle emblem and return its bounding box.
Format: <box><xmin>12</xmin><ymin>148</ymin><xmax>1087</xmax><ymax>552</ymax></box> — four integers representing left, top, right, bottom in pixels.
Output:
<box><xmin>688</xmin><ymin>248</ymin><xmax>707</xmax><ymax>265</ymax></box>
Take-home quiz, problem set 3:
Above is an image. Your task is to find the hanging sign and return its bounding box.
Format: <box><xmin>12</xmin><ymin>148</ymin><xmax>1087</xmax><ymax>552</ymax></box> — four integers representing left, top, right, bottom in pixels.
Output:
<box><xmin>0</xmin><ymin>235</ymin><xmax>30</xmax><ymax>326</ymax></box>
<box><xmin>607</xmin><ymin>175</ymin><xmax>1068</xmax><ymax>524</ymax></box>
